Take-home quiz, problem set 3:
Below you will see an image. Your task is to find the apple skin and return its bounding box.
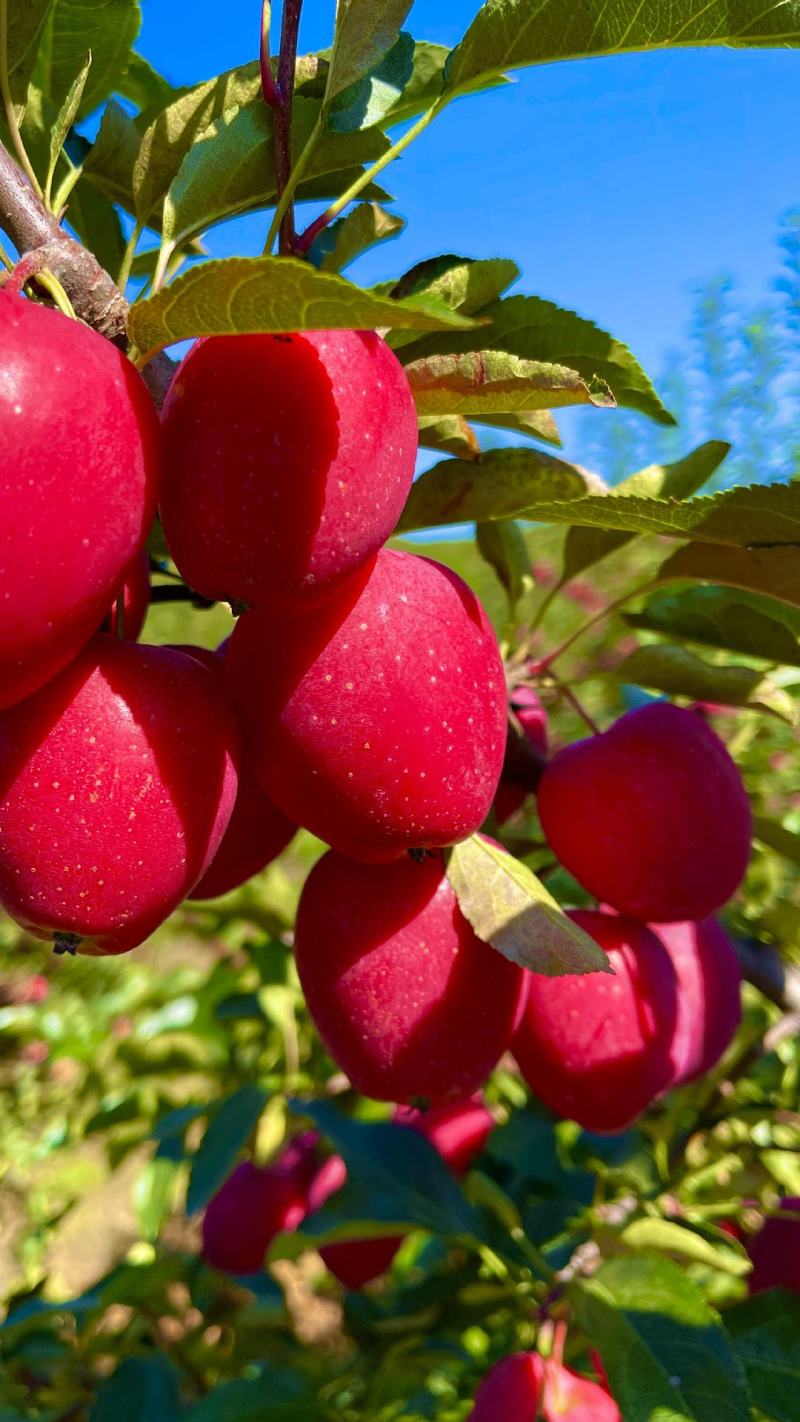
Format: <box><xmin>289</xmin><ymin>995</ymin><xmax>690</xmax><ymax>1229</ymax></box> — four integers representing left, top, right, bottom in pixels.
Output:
<box><xmin>0</xmin><ymin>637</ymin><xmax>239</xmax><ymax>954</ymax></box>
<box><xmin>496</xmin><ymin>686</ymin><xmax>549</xmax><ymax>823</ymax></box>
<box><xmin>653</xmin><ymin>918</ymin><xmax>742</xmax><ymax>1086</ymax></box>
<box><xmin>748</xmin><ymin>1196</ymin><xmax>800</xmax><ymax>1293</ymax></box>
<box><xmin>537</xmin><ymin>702</ymin><xmax>751</xmax><ymax>922</ymax></box>
<box><xmin>512</xmin><ymin>910</ymin><xmax>678</xmax><ymax>1133</ymax></box>
<box><xmin>103</xmin><ymin>550</ymin><xmax>151</xmax><ymax>640</ymax></box>
<box><xmin>202</xmin><ymin>1134</ymin><xmax>320</xmax><ymax>1275</ymax></box>
<box><xmin>189</xmin><ymin>772</ymin><xmax>296</xmax><ymax>898</ymax></box>
<box><xmin>315</xmin><ymin>1099</ymin><xmax>495</xmax><ymax>1289</ymax></box>
<box><xmin>293</xmin><ymin>849</ymin><xmax>527</xmax><ymax>1102</ymax></box>
<box><xmin>160</xmin><ymin>330</ymin><xmax>417</xmax><ymax>609</ymax></box>
<box><xmin>227</xmin><ymin>548</ymin><xmax>507</xmax><ymax>863</ymax></box>
<box><xmin>470</xmin><ymin>1352</ymin><xmax>619</xmax><ymax>1422</ymax></box>
<box><xmin>0</xmin><ymin>291</ymin><xmax>160</xmax><ymax>709</ymax></box>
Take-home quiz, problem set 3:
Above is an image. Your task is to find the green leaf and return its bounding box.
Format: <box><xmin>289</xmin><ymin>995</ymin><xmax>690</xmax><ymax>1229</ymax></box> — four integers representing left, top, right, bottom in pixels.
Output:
<box><xmin>478</xmin><ymin>409</ymin><xmax>562</xmax><ymax>447</ymax></box>
<box><xmin>329</xmin><ymin>30</ymin><xmax>414</xmax><ymax>131</ymax></box>
<box><xmin>81</xmin><ymin>97</ymin><xmax>142</xmax><ymax>213</ymax></box>
<box><xmin>446</xmin><ymin>0</ymin><xmax>800</xmax><ymax>96</ymax></box>
<box><xmin>659</xmin><ymin>543</ymin><xmax>800</xmax><ymax>612</ymax></box>
<box><xmin>396</xmin><ymin>446</ymin><xmax>597</xmax><ymax>533</ymax></box>
<box><xmin>308</xmin><ymin>200</ymin><xmax>405</xmax><ymax>272</ymax></box>
<box><xmin>132</xmin><ymin>61</ymin><xmax>262</xmax><ymax>224</ymax></box>
<box><xmin>418</xmin><ymin>414</ymin><xmax>481</xmax><ymax>461</ymax></box>
<box><xmin>161</xmin><ymin>99</ymin><xmax>389</xmax><ymax>255</ymax></box>
<box><xmin>561</xmin><ymin>442</ymin><xmax>730</xmax><ymax>583</ymax></box>
<box><xmin>391</xmin><ymin>253</ymin><xmax>520</xmax><ymax>316</ymax></box>
<box><xmin>35</xmin><ymin>0</ymin><xmax>140</xmax><ymax>117</ymax></box>
<box><xmin>119</xmin><ymin>51</ymin><xmax>180</xmax><ymax>112</ymax></box>
<box><xmin>89</xmin><ymin>1357</ymin><xmax>182</xmax><ymax>1422</ymax></box>
<box><xmin>446</xmin><ymin>835</ymin><xmax>611</xmax><ymax>976</ymax></box>
<box><xmin>1</xmin><ymin>0</ymin><xmax>53</xmax><ymax>110</ymax></box>
<box><xmin>395</xmin><ymin>292</ymin><xmax>671</xmax><ymax>424</ymax></box>
<box><xmin>187</xmin><ymin>1371</ymin><xmax>321</xmax><ymax>1421</ymax></box>
<box><xmin>614</xmin><ymin>644</ymin><xmax>794</xmax><ymax>721</ymax></box>
<box><xmin>128</xmin><ymin>256</ymin><xmax>481</xmax><ymax>360</ymax></box>
<box><xmin>476</xmin><ymin>519</ymin><xmax>534</xmax><ymax>611</ymax></box>
<box><xmin>270</xmin><ymin>1100</ymin><xmax>478</xmax><ymax>1258</ymax></box>
<box><xmin>624</xmin><ymin>586</ymin><xmax>800</xmax><ymax>667</ymax></box>
<box><xmin>513</xmin><ymin>481</ymin><xmax>800</xmax><ymax>548</ymax></box>
<box><xmin>726</xmin><ymin>1290</ymin><xmax>800</xmax><ymax>1422</ymax></box>
<box><xmin>619</xmin><ymin>1218</ymin><xmax>751</xmax><ymax>1278</ymax></box>
<box><xmin>45</xmin><ymin>50</ymin><xmax>90</xmax><ymax>199</ymax></box>
<box><xmin>186</xmin><ymin>1084</ymin><xmax>268</xmax><ymax>1216</ymax></box>
<box><xmin>752</xmin><ymin>815</ymin><xmax>800</xmax><ymax>868</ymax></box>
<box><xmin>572</xmin><ymin>1254</ymin><xmax>750</xmax><ymax>1422</ymax></box>
<box><xmin>134</xmin><ymin>1157</ymin><xmax>178</xmax><ymax>1241</ymax></box>
<box><xmin>406</xmin><ymin>349</ymin><xmax>614</xmax><ymax>417</ymax></box>
<box><xmin>324</xmin><ymin>0</ymin><xmax>412</xmax><ymax>104</ymax></box>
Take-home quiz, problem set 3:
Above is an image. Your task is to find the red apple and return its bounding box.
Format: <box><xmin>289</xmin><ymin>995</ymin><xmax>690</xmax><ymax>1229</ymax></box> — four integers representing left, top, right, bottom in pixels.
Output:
<box><xmin>0</xmin><ymin>637</ymin><xmax>239</xmax><ymax>954</ymax></box>
<box><xmin>537</xmin><ymin>702</ymin><xmax>751</xmax><ymax>922</ymax></box>
<box><xmin>0</xmin><ymin>291</ymin><xmax>160</xmax><ymax>708</ymax></box>
<box><xmin>496</xmin><ymin>686</ymin><xmax>549</xmax><ymax>823</ymax></box>
<box><xmin>227</xmin><ymin>548</ymin><xmax>507</xmax><ymax>862</ymax></box>
<box><xmin>748</xmin><ymin>1197</ymin><xmax>800</xmax><ymax>1293</ymax></box>
<box><xmin>103</xmin><ymin>550</ymin><xmax>151</xmax><ymax>640</ymax></box>
<box><xmin>513</xmin><ymin>910</ymin><xmax>678</xmax><ymax>1133</ymax></box>
<box><xmin>654</xmin><ymin>918</ymin><xmax>742</xmax><ymax>1086</ymax></box>
<box><xmin>470</xmin><ymin>1351</ymin><xmax>619</xmax><ymax>1422</ymax></box>
<box><xmin>294</xmin><ymin>849</ymin><xmax>527</xmax><ymax>1102</ymax></box>
<box><xmin>189</xmin><ymin>772</ymin><xmax>296</xmax><ymax>898</ymax></box>
<box><xmin>202</xmin><ymin>1134</ymin><xmax>319</xmax><ymax>1275</ymax></box>
<box><xmin>160</xmin><ymin>330</ymin><xmax>417</xmax><ymax>608</ymax></box>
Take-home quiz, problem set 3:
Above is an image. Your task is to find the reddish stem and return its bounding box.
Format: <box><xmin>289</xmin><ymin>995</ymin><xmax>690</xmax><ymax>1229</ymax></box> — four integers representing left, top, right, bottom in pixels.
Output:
<box><xmin>272</xmin><ymin>0</ymin><xmax>303</xmax><ymax>254</ymax></box>
<box><xmin>259</xmin><ymin>0</ymin><xmax>282</xmax><ymax>108</ymax></box>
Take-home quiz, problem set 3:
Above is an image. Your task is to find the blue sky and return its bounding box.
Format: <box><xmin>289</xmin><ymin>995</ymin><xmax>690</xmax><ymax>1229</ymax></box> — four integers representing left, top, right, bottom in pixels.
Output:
<box><xmin>137</xmin><ymin>1</ymin><xmax>798</xmax><ymax>459</ymax></box>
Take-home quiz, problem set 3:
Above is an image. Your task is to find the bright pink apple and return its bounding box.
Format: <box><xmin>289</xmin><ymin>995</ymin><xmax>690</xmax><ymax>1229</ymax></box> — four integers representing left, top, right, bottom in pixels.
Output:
<box><xmin>537</xmin><ymin>703</ymin><xmax>751</xmax><ymax>922</ymax></box>
<box><xmin>470</xmin><ymin>1351</ymin><xmax>620</xmax><ymax>1421</ymax></box>
<box><xmin>227</xmin><ymin>548</ymin><xmax>507</xmax><ymax>863</ymax></box>
<box><xmin>160</xmin><ymin>330</ymin><xmax>417</xmax><ymax>608</ymax></box>
<box><xmin>0</xmin><ymin>638</ymin><xmax>239</xmax><ymax>954</ymax></box>
<box><xmin>654</xmin><ymin>918</ymin><xmax>742</xmax><ymax>1086</ymax></box>
<box><xmin>293</xmin><ymin>849</ymin><xmax>527</xmax><ymax>1101</ymax></box>
<box><xmin>513</xmin><ymin>910</ymin><xmax>678</xmax><ymax>1133</ymax></box>
<box><xmin>0</xmin><ymin>291</ymin><xmax>160</xmax><ymax>708</ymax></box>
<box><xmin>748</xmin><ymin>1197</ymin><xmax>800</xmax><ymax>1293</ymax></box>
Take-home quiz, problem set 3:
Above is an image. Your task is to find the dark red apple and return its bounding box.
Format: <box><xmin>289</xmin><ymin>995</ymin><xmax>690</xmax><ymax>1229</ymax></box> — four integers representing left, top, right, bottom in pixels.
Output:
<box><xmin>748</xmin><ymin>1197</ymin><xmax>800</xmax><ymax>1293</ymax></box>
<box><xmin>227</xmin><ymin>548</ymin><xmax>507</xmax><ymax>862</ymax></box>
<box><xmin>0</xmin><ymin>638</ymin><xmax>239</xmax><ymax>954</ymax></box>
<box><xmin>496</xmin><ymin>686</ymin><xmax>549</xmax><ymax>823</ymax></box>
<box><xmin>513</xmin><ymin>910</ymin><xmax>678</xmax><ymax>1133</ymax></box>
<box><xmin>189</xmin><ymin>772</ymin><xmax>296</xmax><ymax>898</ymax></box>
<box><xmin>294</xmin><ymin>849</ymin><xmax>527</xmax><ymax>1101</ymax></box>
<box><xmin>0</xmin><ymin>291</ymin><xmax>160</xmax><ymax>708</ymax></box>
<box><xmin>160</xmin><ymin>330</ymin><xmax>417</xmax><ymax>608</ymax></box>
<box><xmin>654</xmin><ymin>918</ymin><xmax>742</xmax><ymax>1086</ymax></box>
<box><xmin>202</xmin><ymin>1134</ymin><xmax>319</xmax><ymax>1275</ymax></box>
<box><xmin>537</xmin><ymin>702</ymin><xmax>751</xmax><ymax>922</ymax></box>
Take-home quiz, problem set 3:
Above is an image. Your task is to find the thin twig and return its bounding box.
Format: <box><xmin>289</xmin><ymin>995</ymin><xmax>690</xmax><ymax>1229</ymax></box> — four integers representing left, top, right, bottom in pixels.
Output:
<box><xmin>259</xmin><ymin>0</ymin><xmax>281</xmax><ymax>108</ymax></box>
<box><xmin>272</xmin><ymin>0</ymin><xmax>303</xmax><ymax>255</ymax></box>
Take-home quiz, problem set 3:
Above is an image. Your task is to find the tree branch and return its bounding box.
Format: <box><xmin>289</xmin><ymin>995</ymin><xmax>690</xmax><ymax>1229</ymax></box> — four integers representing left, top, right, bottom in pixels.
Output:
<box><xmin>0</xmin><ymin>139</ymin><xmax>128</xmax><ymax>341</ymax></box>
<box><xmin>272</xmin><ymin>0</ymin><xmax>303</xmax><ymax>255</ymax></box>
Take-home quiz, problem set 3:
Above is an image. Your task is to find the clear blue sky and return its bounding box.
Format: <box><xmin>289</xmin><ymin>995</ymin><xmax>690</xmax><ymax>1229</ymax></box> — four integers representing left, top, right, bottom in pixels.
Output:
<box><xmin>138</xmin><ymin>0</ymin><xmax>798</xmax><ymax>422</ymax></box>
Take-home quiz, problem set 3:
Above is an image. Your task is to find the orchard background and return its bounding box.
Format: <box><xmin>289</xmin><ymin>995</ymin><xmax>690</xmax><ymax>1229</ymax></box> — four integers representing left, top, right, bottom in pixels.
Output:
<box><xmin>1</xmin><ymin>1</ymin><xmax>800</xmax><ymax>1419</ymax></box>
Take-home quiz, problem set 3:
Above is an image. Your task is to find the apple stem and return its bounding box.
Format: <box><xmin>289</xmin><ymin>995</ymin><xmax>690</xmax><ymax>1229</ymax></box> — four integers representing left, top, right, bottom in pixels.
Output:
<box><xmin>53</xmin><ymin>933</ymin><xmax>80</xmax><ymax>956</ymax></box>
<box><xmin>547</xmin><ymin>673</ymin><xmax>601</xmax><ymax>736</ymax></box>
<box><xmin>268</xmin><ymin>0</ymin><xmax>304</xmax><ymax>255</ymax></box>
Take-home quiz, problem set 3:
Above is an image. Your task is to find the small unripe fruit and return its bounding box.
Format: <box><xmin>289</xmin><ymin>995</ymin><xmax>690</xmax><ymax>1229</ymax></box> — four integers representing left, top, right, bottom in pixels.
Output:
<box><xmin>537</xmin><ymin>703</ymin><xmax>751</xmax><ymax>922</ymax></box>
<box><xmin>160</xmin><ymin>330</ymin><xmax>417</xmax><ymax>608</ymax></box>
<box><xmin>202</xmin><ymin>1134</ymin><xmax>319</xmax><ymax>1275</ymax></box>
<box><xmin>227</xmin><ymin>549</ymin><xmax>507</xmax><ymax>862</ymax></box>
<box><xmin>0</xmin><ymin>638</ymin><xmax>239</xmax><ymax>954</ymax></box>
<box><xmin>316</xmin><ymin>1099</ymin><xmax>494</xmax><ymax>1288</ymax></box>
<box><xmin>513</xmin><ymin>910</ymin><xmax>678</xmax><ymax>1133</ymax></box>
<box><xmin>294</xmin><ymin>850</ymin><xmax>527</xmax><ymax>1102</ymax></box>
<box><xmin>103</xmin><ymin>551</ymin><xmax>151</xmax><ymax>640</ymax></box>
<box><xmin>0</xmin><ymin>292</ymin><xmax>160</xmax><ymax>708</ymax></box>
<box><xmin>654</xmin><ymin>918</ymin><xmax>742</xmax><ymax>1085</ymax></box>
<box><xmin>748</xmin><ymin>1197</ymin><xmax>800</xmax><ymax>1293</ymax></box>
<box><xmin>470</xmin><ymin>1351</ymin><xmax>620</xmax><ymax>1422</ymax></box>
